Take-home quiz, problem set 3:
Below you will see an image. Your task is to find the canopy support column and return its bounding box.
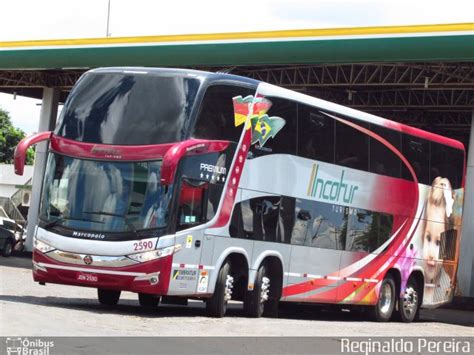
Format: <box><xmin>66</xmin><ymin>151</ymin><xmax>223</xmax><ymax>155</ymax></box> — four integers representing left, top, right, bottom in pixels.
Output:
<box><xmin>25</xmin><ymin>88</ymin><xmax>59</xmax><ymax>251</ymax></box>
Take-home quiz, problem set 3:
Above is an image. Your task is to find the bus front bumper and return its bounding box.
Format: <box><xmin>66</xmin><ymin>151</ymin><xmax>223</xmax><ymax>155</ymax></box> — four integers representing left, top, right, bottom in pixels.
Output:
<box><xmin>32</xmin><ymin>250</ymin><xmax>172</xmax><ymax>295</ymax></box>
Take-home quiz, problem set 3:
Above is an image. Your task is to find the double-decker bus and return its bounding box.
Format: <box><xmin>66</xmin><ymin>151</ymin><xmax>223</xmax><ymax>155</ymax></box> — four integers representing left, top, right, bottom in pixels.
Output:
<box><xmin>15</xmin><ymin>67</ymin><xmax>465</xmax><ymax>322</ymax></box>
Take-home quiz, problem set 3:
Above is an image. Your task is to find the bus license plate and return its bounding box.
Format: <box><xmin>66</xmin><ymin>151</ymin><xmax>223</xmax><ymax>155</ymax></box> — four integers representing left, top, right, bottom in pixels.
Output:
<box><xmin>76</xmin><ymin>272</ymin><xmax>98</xmax><ymax>282</ymax></box>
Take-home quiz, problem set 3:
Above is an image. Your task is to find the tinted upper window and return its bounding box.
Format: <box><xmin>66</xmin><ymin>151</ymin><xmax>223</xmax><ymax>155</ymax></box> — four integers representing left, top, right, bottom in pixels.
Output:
<box><xmin>297</xmin><ymin>105</ymin><xmax>335</xmax><ymax>164</ymax></box>
<box><xmin>249</xmin><ymin>97</ymin><xmax>297</xmax><ymax>157</ymax></box>
<box><xmin>335</xmin><ymin>117</ymin><xmax>369</xmax><ymax>172</ymax></box>
<box><xmin>369</xmin><ymin>124</ymin><xmax>404</xmax><ymax>179</ymax></box>
<box><xmin>192</xmin><ymin>85</ymin><xmax>255</xmax><ymax>143</ymax></box>
<box><xmin>430</xmin><ymin>143</ymin><xmax>464</xmax><ymax>189</ymax></box>
<box><xmin>402</xmin><ymin>134</ymin><xmax>430</xmax><ymax>184</ymax></box>
<box><xmin>57</xmin><ymin>72</ymin><xmax>200</xmax><ymax>145</ymax></box>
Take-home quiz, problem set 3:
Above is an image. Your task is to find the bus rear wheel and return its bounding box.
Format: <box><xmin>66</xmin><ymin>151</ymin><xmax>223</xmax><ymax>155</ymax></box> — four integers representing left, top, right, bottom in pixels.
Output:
<box><xmin>398</xmin><ymin>277</ymin><xmax>420</xmax><ymax>323</ymax></box>
<box><xmin>138</xmin><ymin>293</ymin><xmax>160</xmax><ymax>308</ymax></box>
<box><xmin>244</xmin><ymin>263</ymin><xmax>278</xmax><ymax>318</ymax></box>
<box><xmin>97</xmin><ymin>289</ymin><xmax>121</xmax><ymax>306</ymax></box>
<box><xmin>206</xmin><ymin>261</ymin><xmax>233</xmax><ymax>318</ymax></box>
<box><xmin>371</xmin><ymin>275</ymin><xmax>395</xmax><ymax>322</ymax></box>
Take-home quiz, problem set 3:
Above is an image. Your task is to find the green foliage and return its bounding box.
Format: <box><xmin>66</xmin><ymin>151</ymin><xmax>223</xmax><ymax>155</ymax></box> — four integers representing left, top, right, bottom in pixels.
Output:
<box><xmin>0</xmin><ymin>107</ymin><xmax>34</xmax><ymax>165</ymax></box>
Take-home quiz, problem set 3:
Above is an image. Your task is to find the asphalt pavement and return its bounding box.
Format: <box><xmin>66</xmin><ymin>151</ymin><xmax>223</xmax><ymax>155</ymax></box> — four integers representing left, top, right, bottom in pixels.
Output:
<box><xmin>1</xmin><ymin>255</ymin><xmax>473</xmax><ymax>337</ymax></box>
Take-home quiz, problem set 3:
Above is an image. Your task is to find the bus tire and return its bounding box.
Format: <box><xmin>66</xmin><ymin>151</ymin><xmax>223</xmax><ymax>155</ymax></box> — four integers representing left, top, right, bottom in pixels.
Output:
<box><xmin>1</xmin><ymin>239</ymin><xmax>14</xmax><ymax>257</ymax></box>
<box><xmin>244</xmin><ymin>263</ymin><xmax>277</xmax><ymax>318</ymax></box>
<box><xmin>138</xmin><ymin>293</ymin><xmax>160</xmax><ymax>308</ymax></box>
<box><xmin>97</xmin><ymin>289</ymin><xmax>121</xmax><ymax>306</ymax></box>
<box><xmin>371</xmin><ymin>274</ymin><xmax>395</xmax><ymax>322</ymax></box>
<box><xmin>206</xmin><ymin>261</ymin><xmax>232</xmax><ymax>318</ymax></box>
<box><xmin>398</xmin><ymin>277</ymin><xmax>420</xmax><ymax>323</ymax></box>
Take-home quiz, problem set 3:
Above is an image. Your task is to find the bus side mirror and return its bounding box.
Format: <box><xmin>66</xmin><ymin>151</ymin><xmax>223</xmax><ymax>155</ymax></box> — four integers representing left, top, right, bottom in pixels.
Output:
<box><xmin>160</xmin><ymin>139</ymin><xmax>228</xmax><ymax>185</ymax></box>
<box><xmin>160</xmin><ymin>140</ymin><xmax>208</xmax><ymax>185</ymax></box>
<box><xmin>14</xmin><ymin>131</ymin><xmax>52</xmax><ymax>175</ymax></box>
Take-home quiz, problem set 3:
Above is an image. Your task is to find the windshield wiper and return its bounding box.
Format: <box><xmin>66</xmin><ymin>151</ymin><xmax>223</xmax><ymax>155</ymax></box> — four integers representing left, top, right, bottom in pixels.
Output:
<box><xmin>43</xmin><ymin>216</ymin><xmax>104</xmax><ymax>229</ymax></box>
<box><xmin>83</xmin><ymin>211</ymin><xmax>125</xmax><ymax>218</ymax></box>
<box><xmin>83</xmin><ymin>211</ymin><xmax>137</xmax><ymax>233</ymax></box>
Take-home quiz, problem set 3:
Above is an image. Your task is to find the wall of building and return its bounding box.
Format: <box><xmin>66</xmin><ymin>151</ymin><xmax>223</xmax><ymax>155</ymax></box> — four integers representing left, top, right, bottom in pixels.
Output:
<box><xmin>0</xmin><ymin>164</ymin><xmax>34</xmax><ymax>197</ymax></box>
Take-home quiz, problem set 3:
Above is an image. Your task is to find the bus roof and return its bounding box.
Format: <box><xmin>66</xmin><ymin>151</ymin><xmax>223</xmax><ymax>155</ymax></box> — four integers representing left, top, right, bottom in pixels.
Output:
<box><xmin>256</xmin><ymin>82</ymin><xmax>466</xmax><ymax>151</ymax></box>
<box><xmin>89</xmin><ymin>67</ymin><xmax>261</xmax><ymax>87</ymax></box>
<box><xmin>84</xmin><ymin>67</ymin><xmax>465</xmax><ymax>152</ymax></box>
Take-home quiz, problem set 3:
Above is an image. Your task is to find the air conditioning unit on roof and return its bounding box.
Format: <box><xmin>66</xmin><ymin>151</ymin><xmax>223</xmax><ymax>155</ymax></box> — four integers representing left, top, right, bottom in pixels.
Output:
<box><xmin>21</xmin><ymin>190</ymin><xmax>31</xmax><ymax>207</ymax></box>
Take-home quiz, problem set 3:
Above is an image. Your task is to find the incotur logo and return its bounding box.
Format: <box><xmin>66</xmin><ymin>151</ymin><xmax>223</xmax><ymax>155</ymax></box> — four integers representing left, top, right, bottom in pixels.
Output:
<box><xmin>307</xmin><ymin>164</ymin><xmax>359</xmax><ymax>204</ymax></box>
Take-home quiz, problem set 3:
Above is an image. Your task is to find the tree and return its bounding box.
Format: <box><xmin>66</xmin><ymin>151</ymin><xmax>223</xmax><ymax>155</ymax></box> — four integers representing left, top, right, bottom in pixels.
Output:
<box><xmin>0</xmin><ymin>108</ymin><xmax>34</xmax><ymax>165</ymax></box>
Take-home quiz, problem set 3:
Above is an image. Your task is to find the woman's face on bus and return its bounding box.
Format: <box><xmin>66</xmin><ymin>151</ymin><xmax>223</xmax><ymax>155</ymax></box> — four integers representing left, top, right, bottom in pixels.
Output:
<box><xmin>422</xmin><ymin>213</ymin><xmax>444</xmax><ymax>282</ymax></box>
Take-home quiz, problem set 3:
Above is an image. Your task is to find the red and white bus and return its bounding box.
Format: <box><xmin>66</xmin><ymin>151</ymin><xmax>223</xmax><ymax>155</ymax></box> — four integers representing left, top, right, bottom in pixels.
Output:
<box><xmin>15</xmin><ymin>67</ymin><xmax>465</xmax><ymax>321</ymax></box>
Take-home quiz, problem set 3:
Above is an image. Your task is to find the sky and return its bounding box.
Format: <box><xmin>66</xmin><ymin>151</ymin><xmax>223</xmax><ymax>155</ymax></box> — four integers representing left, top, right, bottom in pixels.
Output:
<box><xmin>0</xmin><ymin>0</ymin><xmax>472</xmax><ymax>134</ymax></box>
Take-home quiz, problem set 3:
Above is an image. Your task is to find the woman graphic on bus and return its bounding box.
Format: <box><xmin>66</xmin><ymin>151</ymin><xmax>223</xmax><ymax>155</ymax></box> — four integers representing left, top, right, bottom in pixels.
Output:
<box><xmin>422</xmin><ymin>176</ymin><xmax>455</xmax><ymax>304</ymax></box>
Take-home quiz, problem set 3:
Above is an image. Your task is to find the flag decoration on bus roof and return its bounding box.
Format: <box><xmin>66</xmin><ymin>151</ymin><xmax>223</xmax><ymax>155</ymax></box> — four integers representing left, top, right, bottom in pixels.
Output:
<box><xmin>232</xmin><ymin>95</ymin><xmax>286</xmax><ymax>147</ymax></box>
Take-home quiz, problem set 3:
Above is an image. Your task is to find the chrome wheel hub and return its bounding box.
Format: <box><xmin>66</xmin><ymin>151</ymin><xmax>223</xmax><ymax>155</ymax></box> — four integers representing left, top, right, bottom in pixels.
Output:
<box><xmin>260</xmin><ymin>276</ymin><xmax>270</xmax><ymax>303</ymax></box>
<box><xmin>402</xmin><ymin>286</ymin><xmax>418</xmax><ymax>317</ymax></box>
<box><xmin>224</xmin><ymin>275</ymin><xmax>234</xmax><ymax>302</ymax></box>
<box><xmin>379</xmin><ymin>282</ymin><xmax>393</xmax><ymax>314</ymax></box>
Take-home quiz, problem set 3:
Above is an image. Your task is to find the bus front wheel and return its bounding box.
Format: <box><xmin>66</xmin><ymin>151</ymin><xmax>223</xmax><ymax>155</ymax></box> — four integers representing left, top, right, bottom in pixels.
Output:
<box><xmin>371</xmin><ymin>275</ymin><xmax>395</xmax><ymax>322</ymax></box>
<box><xmin>97</xmin><ymin>289</ymin><xmax>121</xmax><ymax>306</ymax></box>
<box><xmin>206</xmin><ymin>261</ymin><xmax>232</xmax><ymax>318</ymax></box>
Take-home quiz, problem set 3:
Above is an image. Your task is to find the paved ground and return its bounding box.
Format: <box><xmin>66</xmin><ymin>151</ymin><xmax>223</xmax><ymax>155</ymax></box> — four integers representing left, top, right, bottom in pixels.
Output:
<box><xmin>0</xmin><ymin>256</ymin><xmax>473</xmax><ymax>337</ymax></box>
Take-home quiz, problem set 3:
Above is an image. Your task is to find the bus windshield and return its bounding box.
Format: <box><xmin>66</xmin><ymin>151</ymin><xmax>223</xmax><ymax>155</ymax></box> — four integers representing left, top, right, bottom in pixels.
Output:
<box><xmin>56</xmin><ymin>71</ymin><xmax>201</xmax><ymax>145</ymax></box>
<box><xmin>39</xmin><ymin>153</ymin><xmax>173</xmax><ymax>234</ymax></box>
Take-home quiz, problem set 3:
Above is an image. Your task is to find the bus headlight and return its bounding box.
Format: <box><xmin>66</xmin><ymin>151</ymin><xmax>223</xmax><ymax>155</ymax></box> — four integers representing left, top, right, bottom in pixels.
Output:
<box><xmin>34</xmin><ymin>239</ymin><xmax>55</xmax><ymax>253</ymax></box>
<box><xmin>127</xmin><ymin>245</ymin><xmax>179</xmax><ymax>263</ymax></box>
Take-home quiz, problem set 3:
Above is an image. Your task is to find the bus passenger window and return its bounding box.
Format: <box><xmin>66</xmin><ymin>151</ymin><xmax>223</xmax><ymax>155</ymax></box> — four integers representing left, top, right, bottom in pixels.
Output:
<box><xmin>345</xmin><ymin>209</ymin><xmax>375</xmax><ymax>253</ymax></box>
<box><xmin>229</xmin><ymin>203</ymin><xmax>243</xmax><ymax>239</ymax></box>
<box><xmin>378</xmin><ymin>213</ymin><xmax>393</xmax><ymax>248</ymax></box>
<box><xmin>293</xmin><ymin>199</ymin><xmax>347</xmax><ymax>250</ymax></box>
<box><xmin>335</xmin><ymin>119</ymin><xmax>369</xmax><ymax>172</ymax></box>
<box><xmin>308</xmin><ymin>203</ymin><xmax>348</xmax><ymax>250</ymax></box>
<box><xmin>278</xmin><ymin>196</ymin><xmax>295</xmax><ymax>244</ymax></box>
<box><xmin>251</xmin><ymin>197</ymin><xmax>280</xmax><ymax>242</ymax></box>
<box><xmin>369</xmin><ymin>125</ymin><xmax>402</xmax><ymax>179</ymax></box>
<box><xmin>345</xmin><ymin>210</ymin><xmax>394</xmax><ymax>253</ymax></box>
<box><xmin>430</xmin><ymin>143</ymin><xmax>464</xmax><ymax>189</ymax></box>
<box><xmin>249</xmin><ymin>98</ymin><xmax>297</xmax><ymax>157</ymax></box>
<box><xmin>230</xmin><ymin>200</ymin><xmax>257</xmax><ymax>240</ymax></box>
<box><xmin>297</xmin><ymin>106</ymin><xmax>335</xmax><ymax>164</ymax></box>
<box><xmin>401</xmin><ymin>135</ymin><xmax>430</xmax><ymax>184</ymax></box>
<box><xmin>176</xmin><ymin>179</ymin><xmax>207</xmax><ymax>231</ymax></box>
<box><xmin>206</xmin><ymin>184</ymin><xmax>224</xmax><ymax>222</ymax></box>
<box><xmin>291</xmin><ymin>207</ymin><xmax>311</xmax><ymax>246</ymax></box>
<box><xmin>192</xmin><ymin>85</ymin><xmax>255</xmax><ymax>143</ymax></box>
